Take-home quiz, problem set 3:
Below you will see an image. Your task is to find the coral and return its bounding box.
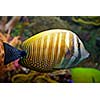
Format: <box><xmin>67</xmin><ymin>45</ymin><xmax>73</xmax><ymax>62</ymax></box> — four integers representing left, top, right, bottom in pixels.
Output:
<box><xmin>72</xmin><ymin>16</ymin><xmax>100</xmax><ymax>26</ymax></box>
<box><xmin>12</xmin><ymin>71</ymin><xmax>57</xmax><ymax>83</ymax></box>
<box><xmin>0</xmin><ymin>17</ymin><xmax>21</xmax><ymax>34</ymax></box>
<box><xmin>11</xmin><ymin>69</ymin><xmax>72</xmax><ymax>83</ymax></box>
<box><xmin>0</xmin><ymin>32</ymin><xmax>22</xmax><ymax>82</ymax></box>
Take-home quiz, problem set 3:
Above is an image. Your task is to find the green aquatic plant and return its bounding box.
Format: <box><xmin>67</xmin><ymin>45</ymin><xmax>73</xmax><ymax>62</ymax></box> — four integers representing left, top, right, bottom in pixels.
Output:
<box><xmin>71</xmin><ymin>68</ymin><xmax>100</xmax><ymax>83</ymax></box>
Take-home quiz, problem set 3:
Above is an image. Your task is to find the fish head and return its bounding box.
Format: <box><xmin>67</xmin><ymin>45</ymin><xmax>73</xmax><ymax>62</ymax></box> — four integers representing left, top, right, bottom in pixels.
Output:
<box><xmin>64</xmin><ymin>37</ymin><xmax>90</xmax><ymax>68</ymax></box>
<box><xmin>71</xmin><ymin>39</ymin><xmax>90</xmax><ymax>67</ymax></box>
<box><xmin>78</xmin><ymin>39</ymin><xmax>90</xmax><ymax>62</ymax></box>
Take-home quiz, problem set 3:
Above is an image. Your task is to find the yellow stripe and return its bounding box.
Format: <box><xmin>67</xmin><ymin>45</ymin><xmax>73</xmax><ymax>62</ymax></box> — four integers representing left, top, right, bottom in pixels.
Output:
<box><xmin>28</xmin><ymin>44</ymin><xmax>32</xmax><ymax>61</ymax></box>
<box><xmin>65</xmin><ymin>31</ymin><xmax>70</xmax><ymax>48</ymax></box>
<box><xmin>42</xmin><ymin>35</ymin><xmax>48</xmax><ymax>61</ymax></box>
<box><xmin>52</xmin><ymin>33</ymin><xmax>58</xmax><ymax>63</ymax></box>
<box><xmin>56</xmin><ymin>32</ymin><xmax>67</xmax><ymax>64</ymax></box>
<box><xmin>48</xmin><ymin>34</ymin><xmax>54</xmax><ymax>64</ymax></box>
<box><xmin>59</xmin><ymin>33</ymin><xmax>66</xmax><ymax>62</ymax></box>
<box><xmin>34</xmin><ymin>40</ymin><xmax>37</xmax><ymax>61</ymax></box>
<box><xmin>57</xmin><ymin>32</ymin><xmax>62</xmax><ymax>62</ymax></box>
<box><xmin>39</xmin><ymin>35</ymin><xmax>44</xmax><ymax>60</ymax></box>
<box><xmin>36</xmin><ymin>39</ymin><xmax>39</xmax><ymax>62</ymax></box>
<box><xmin>54</xmin><ymin>33</ymin><xmax>59</xmax><ymax>64</ymax></box>
<box><xmin>31</xmin><ymin>41</ymin><xmax>34</xmax><ymax>59</ymax></box>
<box><xmin>64</xmin><ymin>33</ymin><xmax>68</xmax><ymax>54</ymax></box>
<box><xmin>32</xmin><ymin>40</ymin><xmax>36</xmax><ymax>63</ymax></box>
<box><xmin>45</xmin><ymin>34</ymin><xmax>50</xmax><ymax>60</ymax></box>
<box><xmin>36</xmin><ymin>42</ymin><xmax>39</xmax><ymax>62</ymax></box>
<box><xmin>63</xmin><ymin>33</ymin><xmax>67</xmax><ymax>54</ymax></box>
<box><xmin>69</xmin><ymin>32</ymin><xmax>74</xmax><ymax>56</ymax></box>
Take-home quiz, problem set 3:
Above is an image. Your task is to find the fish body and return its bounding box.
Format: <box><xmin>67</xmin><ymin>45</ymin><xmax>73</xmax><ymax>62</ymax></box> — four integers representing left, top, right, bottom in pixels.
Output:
<box><xmin>3</xmin><ymin>29</ymin><xmax>89</xmax><ymax>72</ymax></box>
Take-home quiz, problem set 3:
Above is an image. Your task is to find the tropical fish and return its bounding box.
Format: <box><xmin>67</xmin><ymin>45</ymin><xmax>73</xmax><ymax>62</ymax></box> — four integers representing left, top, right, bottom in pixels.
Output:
<box><xmin>3</xmin><ymin>29</ymin><xmax>89</xmax><ymax>72</ymax></box>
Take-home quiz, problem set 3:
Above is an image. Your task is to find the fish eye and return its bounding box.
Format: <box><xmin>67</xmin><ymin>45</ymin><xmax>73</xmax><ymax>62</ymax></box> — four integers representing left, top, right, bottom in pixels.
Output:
<box><xmin>65</xmin><ymin>49</ymin><xmax>71</xmax><ymax>59</ymax></box>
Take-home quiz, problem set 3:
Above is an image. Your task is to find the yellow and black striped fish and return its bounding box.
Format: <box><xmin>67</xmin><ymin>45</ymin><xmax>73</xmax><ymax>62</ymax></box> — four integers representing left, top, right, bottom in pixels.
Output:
<box><xmin>3</xmin><ymin>29</ymin><xmax>89</xmax><ymax>72</ymax></box>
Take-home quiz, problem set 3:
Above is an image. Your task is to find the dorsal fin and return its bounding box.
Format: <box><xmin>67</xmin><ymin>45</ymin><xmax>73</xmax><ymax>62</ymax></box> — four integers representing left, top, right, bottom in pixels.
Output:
<box><xmin>3</xmin><ymin>42</ymin><xmax>26</xmax><ymax>65</ymax></box>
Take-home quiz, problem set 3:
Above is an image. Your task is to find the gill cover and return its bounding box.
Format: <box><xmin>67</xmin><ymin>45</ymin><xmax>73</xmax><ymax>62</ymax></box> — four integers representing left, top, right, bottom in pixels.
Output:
<box><xmin>3</xmin><ymin>42</ymin><xmax>26</xmax><ymax>65</ymax></box>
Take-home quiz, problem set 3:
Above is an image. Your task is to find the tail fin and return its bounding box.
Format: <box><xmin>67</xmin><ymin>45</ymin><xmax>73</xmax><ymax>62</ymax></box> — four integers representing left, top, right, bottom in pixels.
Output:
<box><xmin>3</xmin><ymin>42</ymin><xmax>26</xmax><ymax>65</ymax></box>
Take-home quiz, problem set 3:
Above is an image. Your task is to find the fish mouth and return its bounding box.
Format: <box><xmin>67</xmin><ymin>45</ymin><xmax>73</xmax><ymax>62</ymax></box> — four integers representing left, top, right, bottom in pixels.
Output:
<box><xmin>85</xmin><ymin>52</ymin><xmax>90</xmax><ymax>59</ymax></box>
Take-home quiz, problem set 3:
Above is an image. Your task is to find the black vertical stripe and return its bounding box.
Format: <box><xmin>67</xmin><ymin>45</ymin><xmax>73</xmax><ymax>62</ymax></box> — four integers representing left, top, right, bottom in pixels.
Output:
<box><xmin>72</xmin><ymin>38</ymin><xmax>81</xmax><ymax>65</ymax></box>
<box><xmin>77</xmin><ymin>38</ymin><xmax>81</xmax><ymax>58</ymax></box>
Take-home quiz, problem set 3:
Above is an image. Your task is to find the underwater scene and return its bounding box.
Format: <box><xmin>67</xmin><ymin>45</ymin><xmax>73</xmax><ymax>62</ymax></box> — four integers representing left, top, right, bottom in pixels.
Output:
<box><xmin>0</xmin><ymin>16</ymin><xmax>100</xmax><ymax>83</ymax></box>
